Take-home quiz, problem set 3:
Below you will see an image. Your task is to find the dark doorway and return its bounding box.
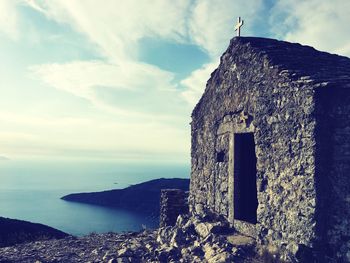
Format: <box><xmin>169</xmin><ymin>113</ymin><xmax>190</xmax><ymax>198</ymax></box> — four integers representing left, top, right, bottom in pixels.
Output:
<box><xmin>234</xmin><ymin>133</ymin><xmax>258</xmax><ymax>224</ymax></box>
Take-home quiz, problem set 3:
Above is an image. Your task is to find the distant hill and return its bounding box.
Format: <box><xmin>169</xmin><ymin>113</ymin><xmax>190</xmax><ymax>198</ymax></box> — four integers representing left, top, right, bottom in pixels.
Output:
<box><xmin>0</xmin><ymin>217</ymin><xmax>68</xmax><ymax>247</ymax></box>
<box><xmin>61</xmin><ymin>178</ymin><xmax>190</xmax><ymax>217</ymax></box>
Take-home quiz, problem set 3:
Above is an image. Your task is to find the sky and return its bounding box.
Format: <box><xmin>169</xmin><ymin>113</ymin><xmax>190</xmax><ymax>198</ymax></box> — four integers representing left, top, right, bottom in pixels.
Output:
<box><xmin>0</xmin><ymin>0</ymin><xmax>349</xmax><ymax>164</ymax></box>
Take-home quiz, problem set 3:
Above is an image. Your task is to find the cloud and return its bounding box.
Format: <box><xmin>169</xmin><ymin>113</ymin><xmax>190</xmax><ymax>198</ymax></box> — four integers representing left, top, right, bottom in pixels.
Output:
<box><xmin>23</xmin><ymin>0</ymin><xmax>266</xmax><ymax>111</ymax></box>
<box><xmin>182</xmin><ymin>0</ymin><xmax>264</xmax><ymax>104</ymax></box>
<box><xmin>0</xmin><ymin>0</ymin><xmax>20</xmax><ymax>40</ymax></box>
<box><xmin>24</xmin><ymin>0</ymin><xmax>190</xmax><ymax>62</ymax></box>
<box><xmin>188</xmin><ymin>0</ymin><xmax>263</xmax><ymax>57</ymax></box>
<box><xmin>29</xmin><ymin>60</ymin><xmax>190</xmax><ymax>119</ymax></box>
<box><xmin>18</xmin><ymin>1</ymin><xmax>205</xmax><ymax>161</ymax></box>
<box><xmin>24</xmin><ymin>0</ymin><xmax>197</xmax><ymax>120</ymax></box>
<box><xmin>24</xmin><ymin>0</ymin><xmax>265</xmax><ymax>58</ymax></box>
<box><xmin>182</xmin><ymin>0</ymin><xmax>350</xmax><ymax>104</ymax></box>
<box><xmin>270</xmin><ymin>0</ymin><xmax>350</xmax><ymax>57</ymax></box>
<box><xmin>181</xmin><ymin>61</ymin><xmax>219</xmax><ymax>105</ymax></box>
<box><xmin>0</xmin><ymin>112</ymin><xmax>189</xmax><ymax>161</ymax></box>
<box><xmin>0</xmin><ymin>156</ymin><xmax>10</xmax><ymax>161</ymax></box>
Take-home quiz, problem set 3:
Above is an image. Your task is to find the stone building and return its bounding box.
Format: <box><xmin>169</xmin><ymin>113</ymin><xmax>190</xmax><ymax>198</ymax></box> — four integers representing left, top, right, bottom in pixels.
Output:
<box><xmin>189</xmin><ymin>37</ymin><xmax>350</xmax><ymax>261</ymax></box>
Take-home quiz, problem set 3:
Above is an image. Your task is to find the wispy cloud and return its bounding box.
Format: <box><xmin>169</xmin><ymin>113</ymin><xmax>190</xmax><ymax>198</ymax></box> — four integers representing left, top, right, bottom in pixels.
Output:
<box><xmin>24</xmin><ymin>0</ymin><xmax>190</xmax><ymax>61</ymax></box>
<box><xmin>189</xmin><ymin>0</ymin><xmax>263</xmax><ymax>57</ymax></box>
<box><xmin>0</xmin><ymin>0</ymin><xmax>20</xmax><ymax>40</ymax></box>
<box><xmin>0</xmin><ymin>156</ymin><xmax>10</xmax><ymax>161</ymax></box>
<box><xmin>181</xmin><ymin>61</ymin><xmax>219</xmax><ymax>105</ymax></box>
<box><xmin>270</xmin><ymin>0</ymin><xmax>350</xmax><ymax>57</ymax></box>
<box><xmin>24</xmin><ymin>0</ymin><xmax>264</xmax><ymax>110</ymax></box>
<box><xmin>24</xmin><ymin>0</ymin><xmax>194</xmax><ymax>120</ymax></box>
<box><xmin>29</xmin><ymin>60</ymin><xmax>189</xmax><ymax>119</ymax></box>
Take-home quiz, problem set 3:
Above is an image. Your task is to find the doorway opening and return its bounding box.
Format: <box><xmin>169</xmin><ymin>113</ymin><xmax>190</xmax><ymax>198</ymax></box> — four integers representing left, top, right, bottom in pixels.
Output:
<box><xmin>233</xmin><ymin>133</ymin><xmax>258</xmax><ymax>224</ymax></box>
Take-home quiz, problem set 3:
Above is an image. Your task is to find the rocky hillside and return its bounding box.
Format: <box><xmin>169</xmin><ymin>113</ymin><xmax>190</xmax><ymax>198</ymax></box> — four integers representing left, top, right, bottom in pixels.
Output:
<box><xmin>0</xmin><ymin>213</ymin><xmax>277</xmax><ymax>263</ymax></box>
<box><xmin>0</xmin><ymin>217</ymin><xmax>68</xmax><ymax>248</ymax></box>
<box><xmin>61</xmin><ymin>178</ymin><xmax>190</xmax><ymax>216</ymax></box>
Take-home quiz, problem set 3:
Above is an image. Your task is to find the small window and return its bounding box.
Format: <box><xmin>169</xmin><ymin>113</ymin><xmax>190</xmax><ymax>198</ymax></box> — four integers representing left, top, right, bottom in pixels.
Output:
<box><xmin>216</xmin><ymin>151</ymin><xmax>225</xmax><ymax>162</ymax></box>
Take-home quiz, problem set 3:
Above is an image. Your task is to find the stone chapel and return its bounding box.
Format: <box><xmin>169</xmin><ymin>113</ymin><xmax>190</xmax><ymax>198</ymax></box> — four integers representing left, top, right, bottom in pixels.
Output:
<box><xmin>189</xmin><ymin>37</ymin><xmax>350</xmax><ymax>260</ymax></box>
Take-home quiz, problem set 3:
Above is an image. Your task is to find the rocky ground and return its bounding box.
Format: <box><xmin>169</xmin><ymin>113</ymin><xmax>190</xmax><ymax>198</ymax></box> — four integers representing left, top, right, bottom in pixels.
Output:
<box><xmin>0</xmin><ymin>213</ymin><xmax>276</xmax><ymax>263</ymax></box>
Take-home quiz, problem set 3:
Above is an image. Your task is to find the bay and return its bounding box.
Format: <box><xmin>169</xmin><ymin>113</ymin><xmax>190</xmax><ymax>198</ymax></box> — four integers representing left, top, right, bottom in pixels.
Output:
<box><xmin>0</xmin><ymin>160</ymin><xmax>189</xmax><ymax>236</ymax></box>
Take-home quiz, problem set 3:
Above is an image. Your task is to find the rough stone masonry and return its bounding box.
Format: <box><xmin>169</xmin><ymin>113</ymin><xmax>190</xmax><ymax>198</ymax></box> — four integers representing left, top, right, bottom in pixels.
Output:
<box><xmin>160</xmin><ymin>189</ymin><xmax>189</xmax><ymax>228</ymax></box>
<box><xmin>189</xmin><ymin>36</ymin><xmax>350</xmax><ymax>262</ymax></box>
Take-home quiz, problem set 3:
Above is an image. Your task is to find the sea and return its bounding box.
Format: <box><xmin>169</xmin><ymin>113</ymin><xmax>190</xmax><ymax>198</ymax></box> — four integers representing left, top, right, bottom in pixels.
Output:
<box><xmin>0</xmin><ymin>160</ymin><xmax>190</xmax><ymax>236</ymax></box>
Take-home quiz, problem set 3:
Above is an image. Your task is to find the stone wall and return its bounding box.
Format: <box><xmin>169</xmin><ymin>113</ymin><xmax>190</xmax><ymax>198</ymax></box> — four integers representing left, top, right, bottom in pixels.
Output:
<box><xmin>190</xmin><ymin>37</ymin><xmax>350</xmax><ymax>261</ymax></box>
<box><xmin>314</xmin><ymin>87</ymin><xmax>350</xmax><ymax>261</ymax></box>
<box><xmin>159</xmin><ymin>189</ymin><xmax>189</xmax><ymax>227</ymax></box>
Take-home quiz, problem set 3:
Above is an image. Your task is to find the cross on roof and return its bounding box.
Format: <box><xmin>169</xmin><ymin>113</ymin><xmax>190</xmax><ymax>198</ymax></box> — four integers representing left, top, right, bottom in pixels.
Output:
<box><xmin>234</xmin><ymin>17</ymin><xmax>244</xmax><ymax>37</ymax></box>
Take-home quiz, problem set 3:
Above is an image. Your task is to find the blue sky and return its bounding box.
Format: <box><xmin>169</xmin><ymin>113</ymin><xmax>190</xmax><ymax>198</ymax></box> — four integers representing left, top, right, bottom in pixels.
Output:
<box><xmin>0</xmin><ymin>0</ymin><xmax>349</xmax><ymax>164</ymax></box>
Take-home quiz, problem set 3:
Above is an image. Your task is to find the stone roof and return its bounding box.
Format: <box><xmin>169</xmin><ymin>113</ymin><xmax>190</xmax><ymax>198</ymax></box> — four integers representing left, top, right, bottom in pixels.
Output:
<box><xmin>220</xmin><ymin>37</ymin><xmax>350</xmax><ymax>87</ymax></box>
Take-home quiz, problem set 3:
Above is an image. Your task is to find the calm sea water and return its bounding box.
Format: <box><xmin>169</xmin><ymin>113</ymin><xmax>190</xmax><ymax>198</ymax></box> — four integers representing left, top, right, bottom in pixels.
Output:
<box><xmin>0</xmin><ymin>160</ymin><xmax>189</xmax><ymax>236</ymax></box>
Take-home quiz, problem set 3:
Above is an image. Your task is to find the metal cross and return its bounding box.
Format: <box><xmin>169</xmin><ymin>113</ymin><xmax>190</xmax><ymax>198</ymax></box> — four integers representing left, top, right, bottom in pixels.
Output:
<box><xmin>234</xmin><ymin>17</ymin><xmax>244</xmax><ymax>37</ymax></box>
